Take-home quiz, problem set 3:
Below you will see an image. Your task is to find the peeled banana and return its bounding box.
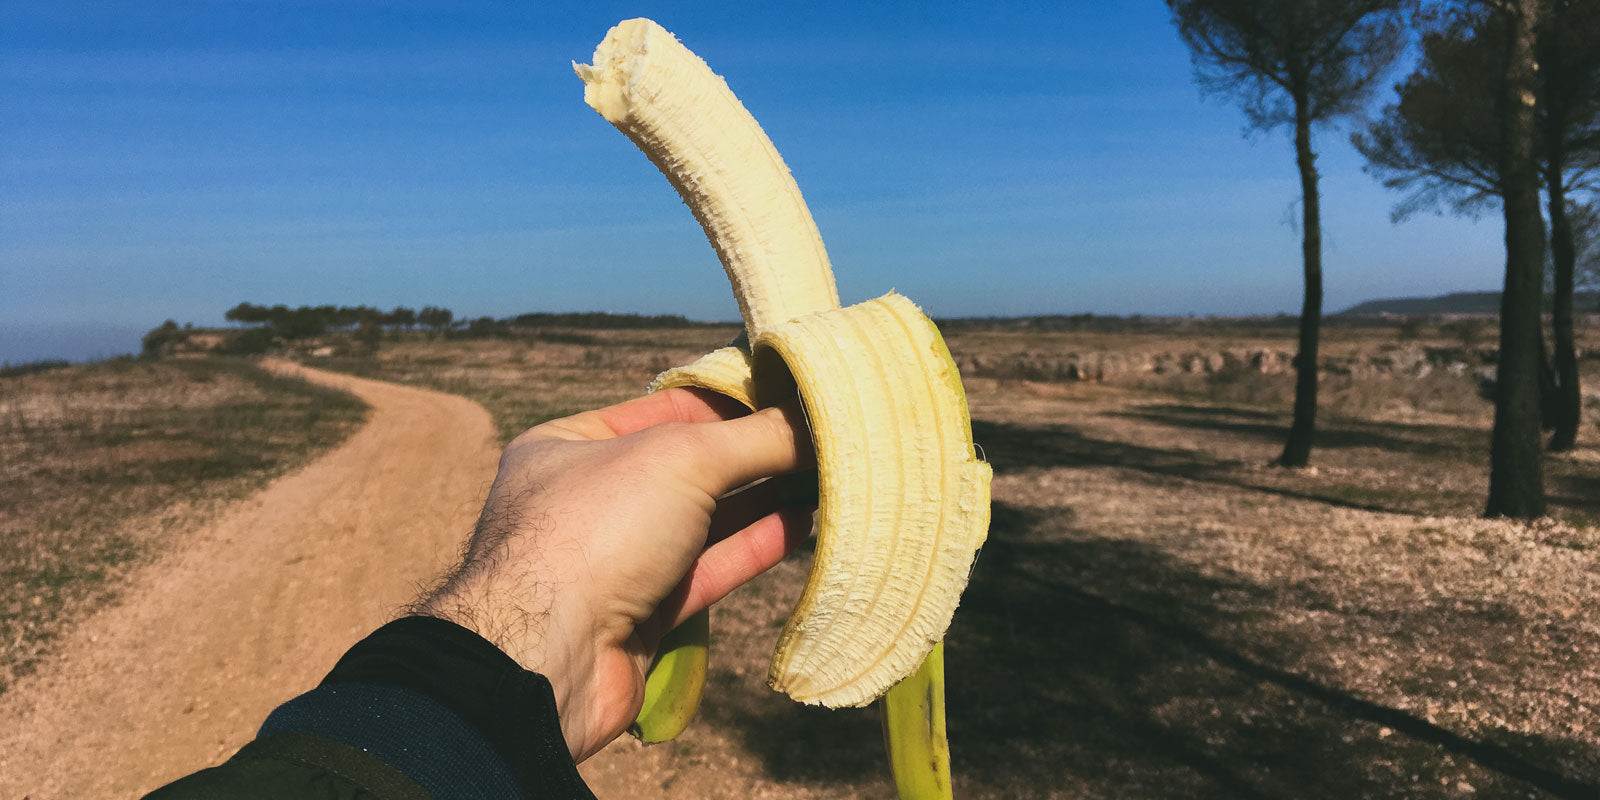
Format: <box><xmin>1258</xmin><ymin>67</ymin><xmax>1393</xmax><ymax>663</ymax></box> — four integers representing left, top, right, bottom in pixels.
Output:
<box><xmin>577</xmin><ymin>18</ymin><xmax>990</xmax><ymax>797</ymax></box>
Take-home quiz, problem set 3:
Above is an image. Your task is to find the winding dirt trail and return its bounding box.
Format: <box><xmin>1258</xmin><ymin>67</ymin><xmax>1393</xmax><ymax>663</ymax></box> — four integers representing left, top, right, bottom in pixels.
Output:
<box><xmin>0</xmin><ymin>360</ymin><xmax>501</xmax><ymax>799</ymax></box>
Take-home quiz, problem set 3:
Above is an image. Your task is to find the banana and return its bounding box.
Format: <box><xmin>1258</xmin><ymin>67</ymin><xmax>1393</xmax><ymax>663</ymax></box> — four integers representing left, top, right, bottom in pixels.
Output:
<box><xmin>574</xmin><ymin>19</ymin><xmax>837</xmax><ymax>336</ymax></box>
<box><xmin>753</xmin><ymin>293</ymin><xmax>988</xmax><ymax>708</ymax></box>
<box><xmin>632</xmin><ymin>350</ymin><xmax>756</xmax><ymax>743</ymax></box>
<box><xmin>577</xmin><ymin>18</ymin><xmax>989</xmax><ymax>796</ymax></box>
<box><xmin>882</xmin><ymin>642</ymin><xmax>952</xmax><ymax>799</ymax></box>
<box><xmin>630</xmin><ymin>609</ymin><xmax>711</xmax><ymax>743</ymax></box>
<box><xmin>651</xmin><ymin>346</ymin><xmax>758</xmax><ymax>406</ymax></box>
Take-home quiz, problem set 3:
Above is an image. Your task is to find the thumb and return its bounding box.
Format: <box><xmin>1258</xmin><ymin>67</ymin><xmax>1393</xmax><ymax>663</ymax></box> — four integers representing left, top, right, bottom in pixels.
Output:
<box><xmin>670</xmin><ymin>401</ymin><xmax>813</xmax><ymax>499</ymax></box>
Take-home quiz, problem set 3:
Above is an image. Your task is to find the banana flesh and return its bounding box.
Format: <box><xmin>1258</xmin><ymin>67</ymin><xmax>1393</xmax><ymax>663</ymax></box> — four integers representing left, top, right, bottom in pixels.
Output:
<box><xmin>577</xmin><ymin>17</ymin><xmax>988</xmax><ymax>794</ymax></box>
<box><xmin>575</xmin><ymin>19</ymin><xmax>838</xmax><ymax>337</ymax></box>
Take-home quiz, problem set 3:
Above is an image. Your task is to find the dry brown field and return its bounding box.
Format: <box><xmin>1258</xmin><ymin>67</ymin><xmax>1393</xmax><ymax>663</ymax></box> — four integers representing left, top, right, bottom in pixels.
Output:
<box><xmin>4</xmin><ymin>321</ymin><xmax>1598</xmax><ymax>798</ymax></box>
<box><xmin>309</xmin><ymin>324</ymin><xmax>1600</xmax><ymax>799</ymax></box>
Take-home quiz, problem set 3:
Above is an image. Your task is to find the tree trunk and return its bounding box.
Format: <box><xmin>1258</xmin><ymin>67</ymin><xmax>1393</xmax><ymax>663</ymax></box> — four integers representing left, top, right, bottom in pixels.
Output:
<box><xmin>1545</xmin><ymin>141</ymin><xmax>1581</xmax><ymax>451</ymax></box>
<box><xmin>1280</xmin><ymin>93</ymin><xmax>1321</xmax><ymax>468</ymax></box>
<box><xmin>1537</xmin><ymin>323</ymin><xmax>1559</xmax><ymax>430</ymax></box>
<box><xmin>1486</xmin><ymin>0</ymin><xmax>1548</xmax><ymax>518</ymax></box>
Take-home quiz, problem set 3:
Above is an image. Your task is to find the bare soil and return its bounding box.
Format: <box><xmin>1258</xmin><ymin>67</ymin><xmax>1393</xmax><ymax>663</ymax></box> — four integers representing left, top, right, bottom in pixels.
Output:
<box><xmin>0</xmin><ymin>358</ymin><xmax>366</xmax><ymax>693</ymax></box>
<box><xmin>0</xmin><ymin>360</ymin><xmax>498</xmax><ymax>798</ymax></box>
<box><xmin>3</xmin><ymin>328</ymin><xmax>1597</xmax><ymax>799</ymax></box>
<box><xmin>313</xmin><ymin>330</ymin><xmax>1599</xmax><ymax>799</ymax></box>
<box><xmin>579</xmin><ymin>376</ymin><xmax>1600</xmax><ymax>800</ymax></box>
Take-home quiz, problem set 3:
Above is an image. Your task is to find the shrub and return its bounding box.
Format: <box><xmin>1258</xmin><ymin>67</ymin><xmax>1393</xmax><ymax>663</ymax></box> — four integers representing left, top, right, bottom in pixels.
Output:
<box><xmin>0</xmin><ymin>359</ymin><xmax>70</xmax><ymax>378</ymax></box>
<box><xmin>219</xmin><ymin>327</ymin><xmax>277</xmax><ymax>356</ymax></box>
<box><xmin>1439</xmin><ymin>317</ymin><xmax>1489</xmax><ymax>349</ymax></box>
<box><xmin>141</xmin><ymin>320</ymin><xmax>183</xmax><ymax>358</ymax></box>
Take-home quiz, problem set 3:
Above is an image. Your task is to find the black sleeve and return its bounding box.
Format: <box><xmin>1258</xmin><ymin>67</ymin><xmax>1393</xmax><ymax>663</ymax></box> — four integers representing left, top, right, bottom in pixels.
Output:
<box><xmin>147</xmin><ymin>616</ymin><xmax>597</xmax><ymax>800</ymax></box>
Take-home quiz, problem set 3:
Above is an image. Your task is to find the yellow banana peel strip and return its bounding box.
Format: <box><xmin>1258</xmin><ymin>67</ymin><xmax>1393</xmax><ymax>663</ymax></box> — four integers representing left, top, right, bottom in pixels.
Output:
<box><xmin>650</xmin><ymin>346</ymin><xmax>758</xmax><ymax>407</ymax></box>
<box><xmin>882</xmin><ymin>641</ymin><xmax>952</xmax><ymax>799</ymax></box>
<box><xmin>754</xmin><ymin>294</ymin><xmax>989</xmax><ymax>708</ymax></box>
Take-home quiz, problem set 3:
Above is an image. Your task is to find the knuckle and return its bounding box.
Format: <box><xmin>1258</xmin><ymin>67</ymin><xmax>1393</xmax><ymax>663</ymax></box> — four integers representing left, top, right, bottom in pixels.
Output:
<box><xmin>637</xmin><ymin>421</ymin><xmax>710</xmax><ymax>466</ymax></box>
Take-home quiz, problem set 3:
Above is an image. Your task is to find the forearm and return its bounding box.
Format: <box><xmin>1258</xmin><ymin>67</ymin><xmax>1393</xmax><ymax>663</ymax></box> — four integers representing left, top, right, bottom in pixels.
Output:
<box><xmin>147</xmin><ymin>617</ymin><xmax>596</xmax><ymax>800</ymax></box>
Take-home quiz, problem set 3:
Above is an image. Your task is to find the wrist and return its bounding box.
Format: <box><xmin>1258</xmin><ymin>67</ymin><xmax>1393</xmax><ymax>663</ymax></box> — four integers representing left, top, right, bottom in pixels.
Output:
<box><xmin>414</xmin><ymin>577</ymin><xmax>595</xmax><ymax>754</ymax></box>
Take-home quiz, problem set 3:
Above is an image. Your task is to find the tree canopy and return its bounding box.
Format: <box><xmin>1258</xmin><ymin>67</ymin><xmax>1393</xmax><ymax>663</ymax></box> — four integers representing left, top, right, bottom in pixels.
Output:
<box><xmin>1169</xmin><ymin>0</ymin><xmax>1411</xmax><ymax>131</ymax></box>
<box><xmin>1353</xmin><ymin>2</ymin><xmax>1600</xmax><ymax>221</ymax></box>
<box><xmin>1352</xmin><ymin>13</ymin><xmax>1503</xmax><ymax>220</ymax></box>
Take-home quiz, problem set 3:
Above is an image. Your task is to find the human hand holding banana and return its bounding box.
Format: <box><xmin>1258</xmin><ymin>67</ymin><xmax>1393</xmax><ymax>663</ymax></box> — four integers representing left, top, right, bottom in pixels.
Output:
<box><xmin>414</xmin><ymin>387</ymin><xmax>814</xmax><ymax>762</ymax></box>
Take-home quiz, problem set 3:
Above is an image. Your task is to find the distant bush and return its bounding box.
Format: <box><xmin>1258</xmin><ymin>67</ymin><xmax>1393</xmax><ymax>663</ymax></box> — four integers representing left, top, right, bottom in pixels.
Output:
<box><xmin>218</xmin><ymin>327</ymin><xmax>277</xmax><ymax>356</ymax></box>
<box><xmin>507</xmin><ymin>311</ymin><xmax>705</xmax><ymax>329</ymax></box>
<box><xmin>141</xmin><ymin>320</ymin><xmax>183</xmax><ymax>357</ymax></box>
<box><xmin>523</xmin><ymin>330</ymin><xmax>599</xmax><ymax>345</ymax></box>
<box><xmin>418</xmin><ymin>306</ymin><xmax>454</xmax><ymax>336</ymax></box>
<box><xmin>1396</xmin><ymin>318</ymin><xmax>1425</xmax><ymax>341</ymax></box>
<box><xmin>203</xmin><ymin>302</ymin><xmax>729</xmax><ymax>351</ymax></box>
<box><xmin>458</xmin><ymin>316</ymin><xmax>510</xmax><ymax>339</ymax></box>
<box><xmin>1440</xmin><ymin>318</ymin><xmax>1489</xmax><ymax>349</ymax></box>
<box><xmin>354</xmin><ymin>318</ymin><xmax>384</xmax><ymax>354</ymax></box>
<box><xmin>0</xmin><ymin>359</ymin><xmax>70</xmax><ymax>378</ymax></box>
<box><xmin>226</xmin><ymin>302</ymin><xmax>419</xmax><ymax>341</ymax></box>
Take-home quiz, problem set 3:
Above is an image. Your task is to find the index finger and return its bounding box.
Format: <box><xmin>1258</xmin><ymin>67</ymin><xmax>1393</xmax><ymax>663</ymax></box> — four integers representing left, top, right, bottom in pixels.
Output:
<box><xmin>536</xmin><ymin>386</ymin><xmax>753</xmax><ymax>441</ymax></box>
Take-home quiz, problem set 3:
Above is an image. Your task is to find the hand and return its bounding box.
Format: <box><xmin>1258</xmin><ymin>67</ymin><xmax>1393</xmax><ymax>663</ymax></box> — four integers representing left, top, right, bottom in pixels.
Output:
<box><xmin>414</xmin><ymin>387</ymin><xmax>814</xmax><ymax>761</ymax></box>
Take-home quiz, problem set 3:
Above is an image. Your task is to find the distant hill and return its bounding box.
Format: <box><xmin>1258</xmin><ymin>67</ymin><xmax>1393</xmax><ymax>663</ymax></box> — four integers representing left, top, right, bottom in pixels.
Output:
<box><xmin>1339</xmin><ymin>290</ymin><xmax>1600</xmax><ymax>315</ymax></box>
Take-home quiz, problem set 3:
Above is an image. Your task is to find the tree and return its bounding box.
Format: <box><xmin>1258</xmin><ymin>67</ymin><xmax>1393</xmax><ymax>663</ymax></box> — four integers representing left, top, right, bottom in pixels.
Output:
<box><xmin>1574</xmin><ymin>200</ymin><xmax>1600</xmax><ymax>296</ymax></box>
<box><xmin>1352</xmin><ymin>8</ymin><xmax>1557</xmax><ymax>433</ymax></box>
<box><xmin>1534</xmin><ymin>0</ymin><xmax>1600</xmax><ymax>450</ymax></box>
<box><xmin>1351</xmin><ymin>14</ymin><xmax>1502</xmax><ymax>219</ymax></box>
<box><xmin>224</xmin><ymin>302</ymin><xmax>271</xmax><ymax>325</ymax></box>
<box><xmin>354</xmin><ymin>317</ymin><xmax>383</xmax><ymax>355</ymax></box>
<box><xmin>388</xmin><ymin>306</ymin><xmax>417</xmax><ymax>331</ymax></box>
<box><xmin>276</xmin><ymin>307</ymin><xmax>328</xmax><ymax>340</ymax></box>
<box><xmin>1168</xmin><ymin>0</ymin><xmax>1411</xmax><ymax>466</ymax></box>
<box><xmin>1486</xmin><ymin>0</ymin><xmax>1548</xmax><ymax>517</ymax></box>
<box><xmin>463</xmin><ymin>316</ymin><xmax>509</xmax><ymax>338</ymax></box>
<box><xmin>1356</xmin><ymin>1</ymin><xmax>1600</xmax><ymax>451</ymax></box>
<box><xmin>141</xmin><ymin>320</ymin><xmax>182</xmax><ymax>358</ymax></box>
<box><xmin>417</xmin><ymin>306</ymin><xmax>454</xmax><ymax>336</ymax></box>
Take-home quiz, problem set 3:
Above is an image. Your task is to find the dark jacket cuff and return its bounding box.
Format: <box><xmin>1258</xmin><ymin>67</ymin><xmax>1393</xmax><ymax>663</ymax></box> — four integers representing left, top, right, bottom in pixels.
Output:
<box><xmin>260</xmin><ymin>615</ymin><xmax>595</xmax><ymax>800</ymax></box>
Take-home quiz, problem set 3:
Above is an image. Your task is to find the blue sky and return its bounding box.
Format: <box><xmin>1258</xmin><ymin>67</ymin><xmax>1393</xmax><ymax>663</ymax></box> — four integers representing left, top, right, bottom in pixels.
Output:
<box><xmin>3</xmin><ymin>1</ymin><xmax>1506</xmax><ymax>362</ymax></box>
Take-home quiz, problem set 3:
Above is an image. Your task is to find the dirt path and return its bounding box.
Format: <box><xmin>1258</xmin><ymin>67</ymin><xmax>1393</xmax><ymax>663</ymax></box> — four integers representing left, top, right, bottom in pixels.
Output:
<box><xmin>0</xmin><ymin>359</ymin><xmax>500</xmax><ymax>799</ymax></box>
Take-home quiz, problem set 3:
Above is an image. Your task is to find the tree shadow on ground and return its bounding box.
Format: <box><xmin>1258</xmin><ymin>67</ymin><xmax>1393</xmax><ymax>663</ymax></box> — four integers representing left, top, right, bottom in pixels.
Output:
<box><xmin>1108</xmin><ymin>403</ymin><xmax>1484</xmax><ymax>460</ymax></box>
<box><xmin>705</xmin><ymin>498</ymin><xmax>1600</xmax><ymax>798</ymax></box>
<box><xmin>1547</xmin><ymin>472</ymin><xmax>1600</xmax><ymax>519</ymax></box>
<box><xmin>1089</xmin><ymin>402</ymin><xmax>1600</xmax><ymax>524</ymax></box>
<box><xmin>971</xmin><ymin>417</ymin><xmax>1421</xmax><ymax>516</ymax></box>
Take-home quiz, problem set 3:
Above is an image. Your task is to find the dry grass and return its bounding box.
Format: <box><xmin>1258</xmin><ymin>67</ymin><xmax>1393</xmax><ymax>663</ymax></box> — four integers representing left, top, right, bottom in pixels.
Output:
<box><xmin>3</xmin><ymin>319</ymin><xmax>1591</xmax><ymax>796</ymax></box>
<box><xmin>316</xmin><ymin>327</ymin><xmax>740</xmax><ymax>442</ymax></box>
<box><xmin>323</xmin><ymin>325</ymin><xmax>1599</xmax><ymax>799</ymax></box>
<box><xmin>0</xmin><ymin>357</ymin><xmax>365</xmax><ymax>692</ymax></box>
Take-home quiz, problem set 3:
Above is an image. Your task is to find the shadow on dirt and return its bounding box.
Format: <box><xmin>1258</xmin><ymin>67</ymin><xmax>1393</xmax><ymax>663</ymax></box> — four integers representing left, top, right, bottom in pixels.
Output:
<box><xmin>1087</xmin><ymin>403</ymin><xmax>1599</xmax><ymax>525</ymax></box>
<box><xmin>1109</xmin><ymin>403</ymin><xmax>1484</xmax><ymax>459</ymax></box>
<box><xmin>706</xmin><ymin>496</ymin><xmax>1599</xmax><ymax>798</ymax></box>
<box><xmin>971</xmin><ymin>417</ymin><xmax>1413</xmax><ymax>516</ymax></box>
<box><xmin>1548</xmin><ymin>472</ymin><xmax>1600</xmax><ymax>519</ymax></box>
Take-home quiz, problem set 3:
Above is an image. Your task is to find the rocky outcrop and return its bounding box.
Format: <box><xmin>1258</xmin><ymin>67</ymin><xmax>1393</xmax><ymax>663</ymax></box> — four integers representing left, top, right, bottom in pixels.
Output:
<box><xmin>955</xmin><ymin>343</ymin><xmax>1510</xmax><ymax>384</ymax></box>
